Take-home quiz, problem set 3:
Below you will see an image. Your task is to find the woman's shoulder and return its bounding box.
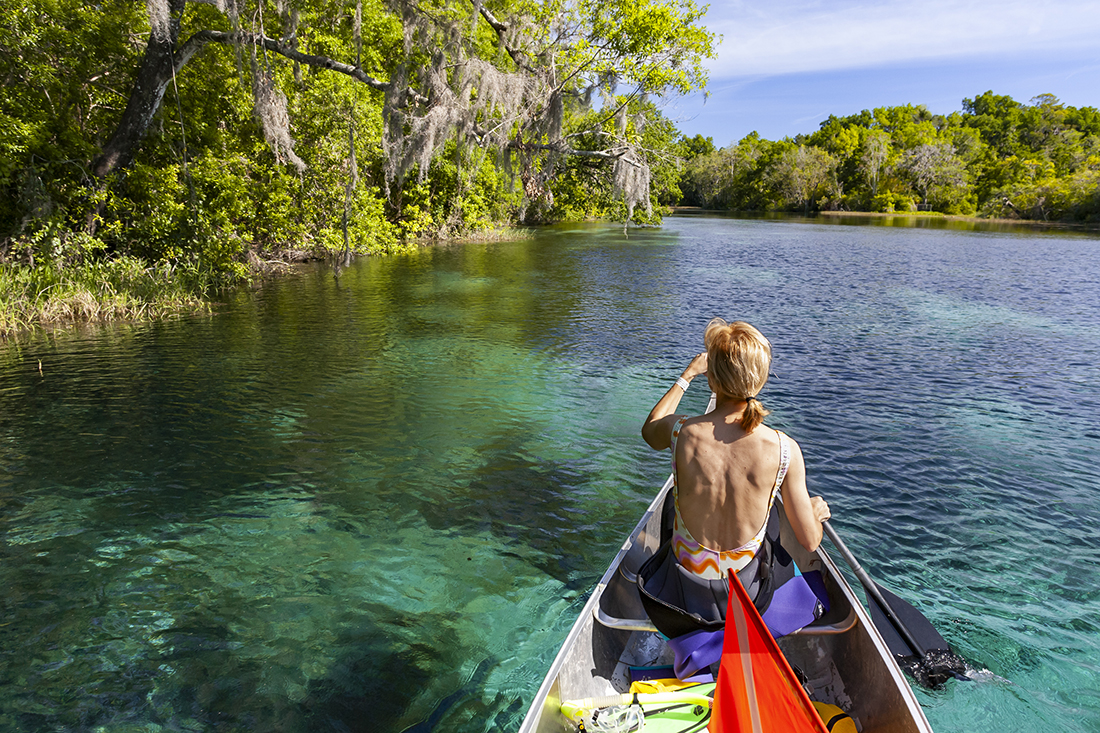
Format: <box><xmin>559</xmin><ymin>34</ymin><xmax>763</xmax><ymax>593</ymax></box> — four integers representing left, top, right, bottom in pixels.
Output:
<box><xmin>769</xmin><ymin>429</ymin><xmax>805</xmax><ymax>464</ymax></box>
<box><xmin>768</xmin><ymin>426</ymin><xmax>794</xmax><ymax>443</ymax></box>
<box><xmin>673</xmin><ymin>414</ymin><xmax>718</xmax><ymax>443</ymax></box>
<box><xmin>677</xmin><ymin>413</ymin><xmax>721</xmax><ymax>432</ymax></box>
<box><xmin>750</xmin><ymin>425</ymin><xmax>803</xmax><ymax>453</ymax></box>
<box><xmin>752</xmin><ymin>424</ymin><xmax>782</xmax><ymax>445</ymax></box>
<box><xmin>673</xmin><ymin>415</ymin><xmax>704</xmax><ymax>441</ymax></box>
<box><xmin>770</xmin><ymin>425</ymin><xmax>802</xmax><ymax>442</ymax></box>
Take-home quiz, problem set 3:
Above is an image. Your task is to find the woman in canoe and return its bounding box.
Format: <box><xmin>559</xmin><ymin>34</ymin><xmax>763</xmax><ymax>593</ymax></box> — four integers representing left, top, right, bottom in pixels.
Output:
<box><xmin>641</xmin><ymin>319</ymin><xmax>831</xmax><ymax>600</ymax></box>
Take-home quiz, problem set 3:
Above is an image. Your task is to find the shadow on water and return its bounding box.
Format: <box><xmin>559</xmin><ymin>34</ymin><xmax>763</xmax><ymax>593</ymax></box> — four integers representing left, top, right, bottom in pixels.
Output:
<box><xmin>294</xmin><ymin>606</ymin><xmax>458</xmax><ymax>733</ymax></box>
<box><xmin>2</xmin><ymin>587</ymin><xmax>488</xmax><ymax>732</ymax></box>
<box><xmin>413</xmin><ymin>435</ymin><xmax>600</xmax><ymax>589</ymax></box>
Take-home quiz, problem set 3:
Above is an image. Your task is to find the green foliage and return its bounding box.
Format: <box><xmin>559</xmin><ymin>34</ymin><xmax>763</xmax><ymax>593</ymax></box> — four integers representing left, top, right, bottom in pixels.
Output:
<box><xmin>769</xmin><ymin>145</ymin><xmax>838</xmax><ymax>212</ymax></box>
<box><xmin>0</xmin><ymin>0</ymin><xmax>414</xmax><ymax>331</ymax></box>
<box><xmin>576</xmin><ymin>0</ymin><xmax>714</xmax><ymax>95</ymax></box>
<box><xmin>982</xmin><ymin>155</ymin><xmax>1100</xmax><ymax>221</ymax></box>
<box><xmin>0</xmin><ymin>0</ymin><xmax>144</xmax><ymax>230</ymax></box>
<box><xmin>871</xmin><ymin>192</ymin><xmax>900</xmax><ymax>213</ymax></box>
<box><xmin>682</xmin><ymin>92</ymin><xmax>1099</xmax><ymax>222</ymax></box>
<box><xmin>0</xmin><ymin>0</ymin><xmax>716</xmax><ymax>336</ymax></box>
<box><xmin>681</xmin><ymin>133</ymin><xmax>774</xmax><ymax>210</ymax></box>
<box><xmin>548</xmin><ymin>97</ymin><xmax>683</xmax><ymax>223</ymax></box>
<box><xmin>681</xmin><ymin>134</ymin><xmax>716</xmax><ymax>160</ymax></box>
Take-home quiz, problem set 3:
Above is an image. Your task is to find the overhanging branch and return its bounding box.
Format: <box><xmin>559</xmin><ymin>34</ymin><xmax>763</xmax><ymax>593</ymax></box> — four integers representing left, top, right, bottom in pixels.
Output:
<box><xmin>473</xmin><ymin>2</ymin><xmax>534</xmax><ymax>73</ymax></box>
<box><xmin>508</xmin><ymin>140</ymin><xmax>641</xmax><ymax>164</ymax></box>
<box><xmin>177</xmin><ymin>29</ymin><xmax>424</xmax><ymax>101</ymax></box>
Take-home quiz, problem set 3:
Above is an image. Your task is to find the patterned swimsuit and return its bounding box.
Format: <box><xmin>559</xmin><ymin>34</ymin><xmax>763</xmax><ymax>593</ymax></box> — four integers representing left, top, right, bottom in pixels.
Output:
<box><xmin>670</xmin><ymin>416</ymin><xmax>791</xmax><ymax>580</ymax></box>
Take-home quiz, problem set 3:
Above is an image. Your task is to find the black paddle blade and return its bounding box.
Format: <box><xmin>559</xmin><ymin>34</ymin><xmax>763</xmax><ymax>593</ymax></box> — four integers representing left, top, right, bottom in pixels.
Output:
<box><xmin>867</xmin><ymin>582</ymin><xmax>968</xmax><ymax>688</ymax></box>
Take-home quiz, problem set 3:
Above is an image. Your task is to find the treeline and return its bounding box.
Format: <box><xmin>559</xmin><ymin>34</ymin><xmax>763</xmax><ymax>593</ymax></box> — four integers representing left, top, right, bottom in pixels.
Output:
<box><xmin>0</xmin><ymin>0</ymin><xmax>711</xmax><ymax>333</ymax></box>
<box><xmin>680</xmin><ymin>92</ymin><xmax>1100</xmax><ymax>222</ymax></box>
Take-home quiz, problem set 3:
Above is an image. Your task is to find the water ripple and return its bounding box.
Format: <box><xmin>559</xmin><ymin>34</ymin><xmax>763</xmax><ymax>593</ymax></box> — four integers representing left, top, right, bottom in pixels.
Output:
<box><xmin>1</xmin><ymin>217</ymin><xmax>1098</xmax><ymax>732</ymax></box>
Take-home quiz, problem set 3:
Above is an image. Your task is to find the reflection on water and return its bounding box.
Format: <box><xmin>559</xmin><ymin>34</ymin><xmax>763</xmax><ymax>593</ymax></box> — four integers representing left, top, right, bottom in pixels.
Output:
<box><xmin>1</xmin><ymin>217</ymin><xmax>1099</xmax><ymax>732</ymax></box>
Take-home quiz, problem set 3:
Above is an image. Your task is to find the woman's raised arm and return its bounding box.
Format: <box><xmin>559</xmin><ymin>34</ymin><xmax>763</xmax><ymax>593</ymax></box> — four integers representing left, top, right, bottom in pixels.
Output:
<box><xmin>641</xmin><ymin>353</ymin><xmax>709</xmax><ymax>450</ymax></box>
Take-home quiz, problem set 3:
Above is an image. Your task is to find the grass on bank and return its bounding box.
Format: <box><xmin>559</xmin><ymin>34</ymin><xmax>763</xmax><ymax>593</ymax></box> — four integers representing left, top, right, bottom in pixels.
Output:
<box><xmin>0</xmin><ymin>256</ymin><xmax>214</xmax><ymax>339</ymax></box>
<box><xmin>0</xmin><ymin>225</ymin><xmax>531</xmax><ymax>339</ymax></box>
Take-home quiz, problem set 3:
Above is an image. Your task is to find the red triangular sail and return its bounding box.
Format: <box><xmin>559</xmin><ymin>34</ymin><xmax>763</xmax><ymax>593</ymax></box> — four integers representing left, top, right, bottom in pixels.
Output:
<box><xmin>709</xmin><ymin>570</ymin><xmax>830</xmax><ymax>733</ymax></box>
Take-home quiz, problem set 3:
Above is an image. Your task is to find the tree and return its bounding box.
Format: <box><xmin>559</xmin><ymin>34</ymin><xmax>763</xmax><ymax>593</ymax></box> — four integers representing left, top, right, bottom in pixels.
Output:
<box><xmin>962</xmin><ymin>91</ymin><xmax>1023</xmax><ymax>158</ymax></box>
<box><xmin>0</xmin><ymin>0</ymin><xmax>148</xmax><ymax>238</ymax></box>
<box><xmin>983</xmin><ymin>155</ymin><xmax>1100</xmax><ymax>221</ymax></box>
<box><xmin>859</xmin><ymin>129</ymin><xmax>891</xmax><ymax>196</ymax></box>
<box><xmin>680</xmin><ymin>133</ymin><xmax>774</xmax><ymax>210</ymax></box>
<box><xmin>769</xmin><ymin>144</ymin><xmax>836</xmax><ymax>213</ymax></box>
<box><xmin>90</xmin><ymin>0</ymin><xmax>715</xmax><ymax>225</ymax></box>
<box><xmin>548</xmin><ymin>96</ymin><xmax>685</xmax><ymax>219</ymax></box>
<box><xmin>681</xmin><ymin>133</ymin><xmax>715</xmax><ymax>161</ymax></box>
<box><xmin>806</xmin><ymin>118</ymin><xmax>859</xmax><ymax>206</ymax></box>
<box><xmin>902</xmin><ymin>141</ymin><xmax>966</xmax><ymax>207</ymax></box>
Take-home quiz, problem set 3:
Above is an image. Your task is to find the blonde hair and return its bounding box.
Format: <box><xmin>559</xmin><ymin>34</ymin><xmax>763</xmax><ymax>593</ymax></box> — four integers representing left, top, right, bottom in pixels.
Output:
<box><xmin>704</xmin><ymin>318</ymin><xmax>772</xmax><ymax>432</ymax></box>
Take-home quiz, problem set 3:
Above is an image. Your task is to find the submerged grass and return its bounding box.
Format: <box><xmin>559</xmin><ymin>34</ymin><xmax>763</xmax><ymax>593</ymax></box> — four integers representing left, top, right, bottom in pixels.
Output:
<box><xmin>0</xmin><ymin>256</ymin><xmax>214</xmax><ymax>339</ymax></box>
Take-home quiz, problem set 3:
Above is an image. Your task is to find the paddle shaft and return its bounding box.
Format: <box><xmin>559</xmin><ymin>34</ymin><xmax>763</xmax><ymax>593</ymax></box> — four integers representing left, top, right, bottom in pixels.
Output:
<box><xmin>822</xmin><ymin>521</ymin><xmax>928</xmax><ymax>659</ymax></box>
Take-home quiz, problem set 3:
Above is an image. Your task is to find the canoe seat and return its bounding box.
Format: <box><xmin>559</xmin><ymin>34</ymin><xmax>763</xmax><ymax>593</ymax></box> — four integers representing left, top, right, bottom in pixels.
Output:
<box><xmin>787</xmin><ymin>603</ymin><xmax>858</xmax><ymax>635</ymax></box>
<box><xmin>593</xmin><ymin>605</ymin><xmax>659</xmax><ymax>633</ymax></box>
<box><xmin>593</xmin><ymin>562</ymin><xmax>662</xmax><ymax>632</ymax></box>
<box><xmin>597</xmin><ymin>561</ymin><xmax>857</xmax><ymax>636</ymax></box>
<box><xmin>593</xmin><ymin>602</ymin><xmax>857</xmax><ymax>636</ymax></box>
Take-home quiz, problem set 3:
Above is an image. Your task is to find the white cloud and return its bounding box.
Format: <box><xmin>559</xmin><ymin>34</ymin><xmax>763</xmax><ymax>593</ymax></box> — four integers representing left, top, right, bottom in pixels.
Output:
<box><xmin>704</xmin><ymin>0</ymin><xmax>1100</xmax><ymax>78</ymax></box>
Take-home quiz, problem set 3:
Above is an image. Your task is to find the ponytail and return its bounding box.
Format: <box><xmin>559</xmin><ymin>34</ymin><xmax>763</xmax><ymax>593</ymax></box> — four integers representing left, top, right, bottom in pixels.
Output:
<box><xmin>740</xmin><ymin>396</ymin><xmax>771</xmax><ymax>432</ymax></box>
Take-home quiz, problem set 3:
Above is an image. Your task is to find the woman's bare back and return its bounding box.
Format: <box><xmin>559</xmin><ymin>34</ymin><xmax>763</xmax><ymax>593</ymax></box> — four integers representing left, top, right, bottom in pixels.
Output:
<box><xmin>674</xmin><ymin>416</ymin><xmax>783</xmax><ymax>551</ymax></box>
<box><xmin>642</xmin><ymin>341</ymin><xmax>829</xmax><ymax>554</ymax></box>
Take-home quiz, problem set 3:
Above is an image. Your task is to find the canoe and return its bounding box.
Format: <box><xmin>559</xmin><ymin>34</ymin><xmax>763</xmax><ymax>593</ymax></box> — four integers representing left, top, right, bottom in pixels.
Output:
<box><xmin>519</xmin><ymin>472</ymin><xmax>934</xmax><ymax>732</ymax></box>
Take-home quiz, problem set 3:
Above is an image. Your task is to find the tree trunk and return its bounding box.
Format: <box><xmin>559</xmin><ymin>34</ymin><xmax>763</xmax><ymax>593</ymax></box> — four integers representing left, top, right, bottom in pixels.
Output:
<box><xmin>91</xmin><ymin>16</ymin><xmax>392</xmax><ymax>185</ymax></box>
<box><xmin>91</xmin><ymin>0</ymin><xmax>186</xmax><ymax>179</ymax></box>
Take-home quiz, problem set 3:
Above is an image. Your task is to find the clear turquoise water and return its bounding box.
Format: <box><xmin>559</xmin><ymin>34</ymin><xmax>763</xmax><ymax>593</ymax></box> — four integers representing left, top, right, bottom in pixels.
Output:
<box><xmin>1</xmin><ymin>215</ymin><xmax>1098</xmax><ymax>731</ymax></box>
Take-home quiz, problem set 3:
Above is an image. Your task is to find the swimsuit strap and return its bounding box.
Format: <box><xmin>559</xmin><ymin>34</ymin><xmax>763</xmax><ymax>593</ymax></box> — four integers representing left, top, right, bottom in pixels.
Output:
<box><xmin>670</xmin><ymin>416</ymin><xmax>689</xmax><ymax>474</ymax></box>
<box><xmin>770</xmin><ymin>430</ymin><xmax>791</xmax><ymax>506</ymax></box>
<box><xmin>765</xmin><ymin>429</ymin><xmax>792</xmax><ymax>512</ymax></box>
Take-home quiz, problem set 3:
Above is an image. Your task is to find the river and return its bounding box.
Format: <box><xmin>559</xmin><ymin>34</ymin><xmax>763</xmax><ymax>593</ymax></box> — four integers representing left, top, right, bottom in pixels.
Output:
<box><xmin>1</xmin><ymin>214</ymin><xmax>1098</xmax><ymax>731</ymax></box>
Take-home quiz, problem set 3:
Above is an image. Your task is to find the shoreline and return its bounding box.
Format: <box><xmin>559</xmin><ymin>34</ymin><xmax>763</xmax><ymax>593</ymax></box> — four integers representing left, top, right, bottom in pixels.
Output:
<box><xmin>818</xmin><ymin>210</ymin><xmax>1100</xmax><ymax>231</ymax></box>
<box><xmin>670</xmin><ymin>207</ymin><xmax>1100</xmax><ymax>231</ymax></box>
<box><xmin>0</xmin><ymin>224</ymin><xmax>535</xmax><ymax>341</ymax></box>
<box><xmin>5</xmin><ymin>211</ymin><xmax>1097</xmax><ymax>341</ymax></box>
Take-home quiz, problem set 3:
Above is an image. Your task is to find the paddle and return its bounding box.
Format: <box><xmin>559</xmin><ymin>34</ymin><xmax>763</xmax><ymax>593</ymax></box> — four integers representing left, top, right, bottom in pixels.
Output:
<box><xmin>822</xmin><ymin>521</ymin><xmax>969</xmax><ymax>688</ymax></box>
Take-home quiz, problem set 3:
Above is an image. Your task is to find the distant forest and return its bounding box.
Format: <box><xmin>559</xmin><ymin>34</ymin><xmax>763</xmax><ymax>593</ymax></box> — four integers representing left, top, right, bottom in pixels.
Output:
<box><xmin>679</xmin><ymin>92</ymin><xmax>1100</xmax><ymax>222</ymax></box>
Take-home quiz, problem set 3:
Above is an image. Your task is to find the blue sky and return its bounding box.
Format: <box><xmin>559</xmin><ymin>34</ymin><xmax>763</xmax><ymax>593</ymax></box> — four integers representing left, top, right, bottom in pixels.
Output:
<box><xmin>666</xmin><ymin>0</ymin><xmax>1100</xmax><ymax>147</ymax></box>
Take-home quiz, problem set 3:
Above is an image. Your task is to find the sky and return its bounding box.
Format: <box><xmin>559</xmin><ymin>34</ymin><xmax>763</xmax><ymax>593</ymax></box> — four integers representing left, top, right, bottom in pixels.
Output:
<box><xmin>665</xmin><ymin>0</ymin><xmax>1100</xmax><ymax>147</ymax></box>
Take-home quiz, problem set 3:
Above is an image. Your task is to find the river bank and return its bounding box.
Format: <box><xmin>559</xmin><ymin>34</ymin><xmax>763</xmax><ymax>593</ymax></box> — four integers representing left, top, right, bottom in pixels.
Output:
<box><xmin>0</xmin><ymin>226</ymin><xmax>540</xmax><ymax>341</ymax></box>
<box><xmin>671</xmin><ymin>206</ymin><xmax>1100</xmax><ymax>231</ymax></box>
<box><xmin>817</xmin><ymin>209</ymin><xmax>1100</xmax><ymax>230</ymax></box>
<box><xmin>7</xmin><ymin>208</ymin><xmax>1096</xmax><ymax>340</ymax></box>
<box><xmin>0</xmin><ymin>257</ymin><xmax>210</xmax><ymax>341</ymax></box>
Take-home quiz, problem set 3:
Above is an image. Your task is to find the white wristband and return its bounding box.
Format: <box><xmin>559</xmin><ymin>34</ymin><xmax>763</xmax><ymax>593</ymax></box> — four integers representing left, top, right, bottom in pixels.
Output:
<box><xmin>675</xmin><ymin>377</ymin><xmax>691</xmax><ymax>392</ymax></box>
